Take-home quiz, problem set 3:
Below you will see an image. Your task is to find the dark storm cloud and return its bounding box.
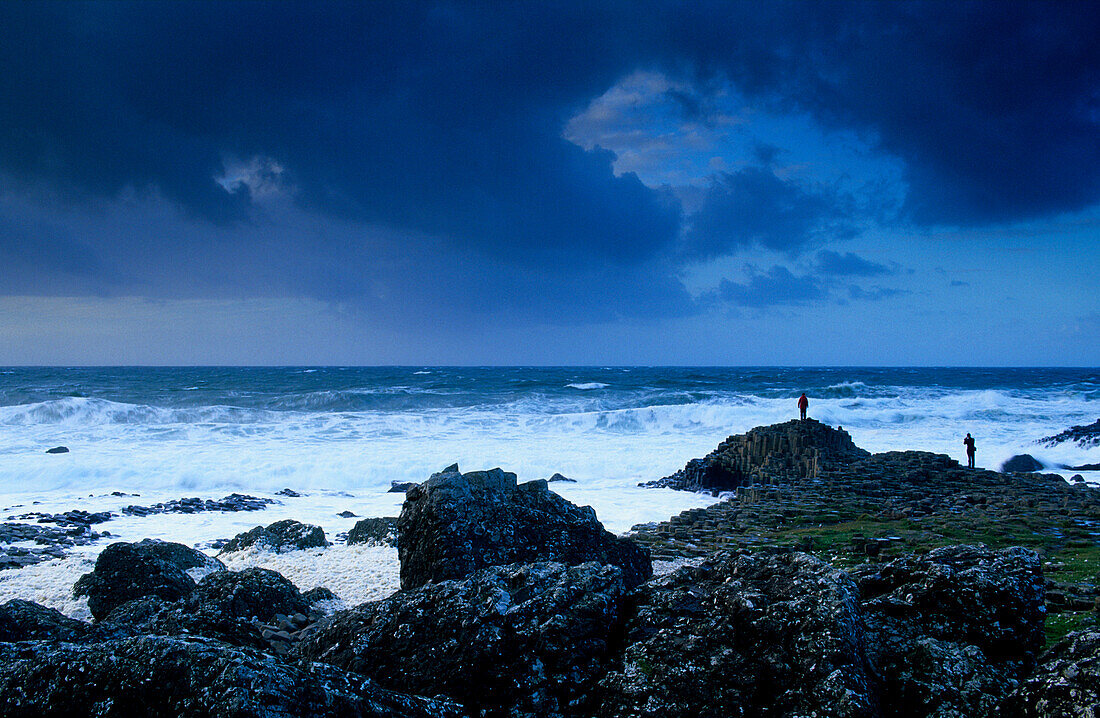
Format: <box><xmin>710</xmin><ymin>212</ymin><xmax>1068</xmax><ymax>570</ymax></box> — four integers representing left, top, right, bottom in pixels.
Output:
<box><xmin>814</xmin><ymin>251</ymin><xmax>893</xmax><ymax>277</ymax></box>
<box><xmin>717</xmin><ymin>266</ymin><xmax>825</xmax><ymax>308</ymax></box>
<box><xmin>683</xmin><ymin>168</ymin><xmax>856</xmax><ymax>259</ymax></box>
<box><xmin>0</xmin><ymin>1</ymin><xmax>1097</xmax><ymax>322</ymax></box>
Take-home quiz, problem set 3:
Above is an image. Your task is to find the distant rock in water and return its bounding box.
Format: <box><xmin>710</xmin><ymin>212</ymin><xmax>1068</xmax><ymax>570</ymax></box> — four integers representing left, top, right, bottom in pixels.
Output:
<box><xmin>387</xmin><ymin>481</ymin><xmax>418</xmax><ymax>493</ymax></box>
<box><xmin>643</xmin><ymin>418</ymin><xmax>869</xmax><ymax>494</ymax></box>
<box><xmin>274</xmin><ymin>488</ymin><xmax>301</xmax><ymax>497</ymax></box>
<box><xmin>44</xmin><ymin>446</ymin><xmax>68</xmax><ymax>454</ymax></box>
<box><xmin>120</xmin><ymin>494</ymin><xmax>273</xmax><ymax>517</ymax></box>
<box><xmin>548</xmin><ymin>472</ymin><xmax>577</xmax><ymax>483</ymax></box>
<box><xmin>398</xmin><ymin>464</ymin><xmax>651</xmax><ymax>589</ymax></box>
<box><xmin>1040</xmin><ymin>418</ymin><xmax>1100</xmax><ymax>448</ymax></box>
<box><xmin>346</xmin><ymin>517</ymin><xmax>397</xmax><ymax>547</ymax></box>
<box><xmin>1002</xmin><ymin>454</ymin><xmax>1045</xmax><ymax>473</ymax></box>
<box><xmin>219</xmin><ymin>520</ymin><xmax>328</xmax><ymax>555</ymax></box>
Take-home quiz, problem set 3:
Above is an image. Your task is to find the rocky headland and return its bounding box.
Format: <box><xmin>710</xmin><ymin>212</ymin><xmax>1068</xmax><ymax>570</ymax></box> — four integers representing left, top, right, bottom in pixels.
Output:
<box><xmin>1</xmin><ymin>420</ymin><xmax>1099</xmax><ymax>716</ymax></box>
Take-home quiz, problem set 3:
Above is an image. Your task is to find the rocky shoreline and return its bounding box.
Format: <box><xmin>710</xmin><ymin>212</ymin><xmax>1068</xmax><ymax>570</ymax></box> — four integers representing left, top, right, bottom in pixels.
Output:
<box><xmin>1</xmin><ymin>420</ymin><xmax>1099</xmax><ymax>716</ymax></box>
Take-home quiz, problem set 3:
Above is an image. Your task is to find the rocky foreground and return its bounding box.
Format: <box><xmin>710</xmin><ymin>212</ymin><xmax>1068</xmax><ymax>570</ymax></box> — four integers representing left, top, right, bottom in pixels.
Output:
<box><xmin>2</xmin><ymin>423</ymin><xmax>1099</xmax><ymax>717</ymax></box>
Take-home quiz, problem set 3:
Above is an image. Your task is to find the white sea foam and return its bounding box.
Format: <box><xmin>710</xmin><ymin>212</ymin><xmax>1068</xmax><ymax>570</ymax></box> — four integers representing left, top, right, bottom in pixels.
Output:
<box><xmin>567</xmin><ymin>382</ymin><xmax>610</xmax><ymax>390</ymax></box>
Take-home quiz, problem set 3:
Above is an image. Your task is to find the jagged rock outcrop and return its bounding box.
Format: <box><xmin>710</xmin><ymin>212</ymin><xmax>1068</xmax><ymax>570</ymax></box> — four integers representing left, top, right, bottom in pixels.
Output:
<box><xmin>346</xmin><ymin>517</ymin><xmax>398</xmax><ymax>546</ymax></box>
<box><xmin>0</xmin><ymin>635</ymin><xmax>465</xmax><ymax>717</ymax></box>
<box><xmin>0</xmin><ymin>600</ymin><xmax>88</xmax><ymax>643</ymax></box>
<box><xmin>398</xmin><ymin>465</ymin><xmax>650</xmax><ymax>589</ymax></box>
<box><xmin>220</xmin><ymin>519</ymin><xmax>328</xmax><ymax>554</ymax></box>
<box><xmin>73</xmin><ymin>540</ymin><xmax>209</xmax><ymax>621</ymax></box>
<box><xmin>300</xmin><ymin>561</ymin><xmax>625</xmax><ymax>717</ymax></box>
<box><xmin>644</xmin><ymin>419</ymin><xmax>870</xmax><ymax>494</ymax></box>
<box><xmin>1004</xmin><ymin>629</ymin><xmax>1100</xmax><ymax>717</ymax></box>
<box><xmin>853</xmin><ymin>545</ymin><xmax>1046</xmax><ymax>717</ymax></box>
<box><xmin>1040</xmin><ymin>419</ymin><xmax>1100</xmax><ymax>449</ymax></box>
<box><xmin>596</xmin><ymin>549</ymin><xmax>877</xmax><ymax>718</ymax></box>
<box><xmin>1002</xmin><ymin>454</ymin><xmax>1045</xmax><ymax>473</ymax></box>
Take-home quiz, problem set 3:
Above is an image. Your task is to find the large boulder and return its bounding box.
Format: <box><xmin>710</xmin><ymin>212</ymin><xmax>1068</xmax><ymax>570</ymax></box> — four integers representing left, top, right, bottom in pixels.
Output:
<box><xmin>91</xmin><ymin>567</ymin><xmax>312</xmax><ymax>651</ymax></box>
<box><xmin>644</xmin><ymin>419</ymin><xmax>871</xmax><ymax>494</ymax></box>
<box><xmin>0</xmin><ymin>600</ymin><xmax>88</xmax><ymax>643</ymax></box>
<box><xmin>1001</xmin><ymin>454</ymin><xmax>1045</xmax><ymax>473</ymax></box>
<box><xmin>397</xmin><ymin>465</ymin><xmax>650</xmax><ymax>589</ymax></box>
<box><xmin>73</xmin><ymin>541</ymin><xmax>201</xmax><ymax>621</ymax></box>
<box><xmin>1004</xmin><ymin>629</ymin><xmax>1100</xmax><ymax>717</ymax></box>
<box><xmin>300</xmin><ymin>561</ymin><xmax>625</xmax><ymax>717</ymax></box>
<box><xmin>0</xmin><ymin>635</ymin><xmax>464</xmax><ymax>717</ymax></box>
<box><xmin>595</xmin><ymin>550</ymin><xmax>878</xmax><ymax>718</ymax></box>
<box><xmin>220</xmin><ymin>519</ymin><xmax>329</xmax><ymax>554</ymax></box>
<box><xmin>854</xmin><ymin>545</ymin><xmax>1046</xmax><ymax>717</ymax></box>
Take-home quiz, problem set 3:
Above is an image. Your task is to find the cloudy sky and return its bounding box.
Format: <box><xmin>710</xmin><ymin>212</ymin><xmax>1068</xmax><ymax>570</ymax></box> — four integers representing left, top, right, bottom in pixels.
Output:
<box><xmin>1</xmin><ymin>1</ymin><xmax>1097</xmax><ymax>365</ymax></box>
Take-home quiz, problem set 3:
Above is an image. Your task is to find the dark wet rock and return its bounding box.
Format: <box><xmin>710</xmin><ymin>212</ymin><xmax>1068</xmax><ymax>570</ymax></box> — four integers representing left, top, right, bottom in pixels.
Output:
<box><xmin>120</xmin><ymin>493</ymin><xmax>274</xmax><ymax>517</ymax></box>
<box><xmin>0</xmin><ymin>600</ymin><xmax>88</xmax><ymax>643</ymax></box>
<box><xmin>0</xmin><ymin>635</ymin><xmax>465</xmax><ymax>717</ymax></box>
<box><xmin>0</xmin><ymin>521</ymin><xmax>93</xmax><ymax>570</ymax></box>
<box><xmin>1067</xmin><ymin>464</ymin><xmax>1100</xmax><ymax>472</ymax></box>
<box><xmin>220</xmin><ymin>519</ymin><xmax>328</xmax><ymax>554</ymax></box>
<box><xmin>596</xmin><ymin>549</ymin><xmax>877</xmax><ymax>718</ymax></box>
<box><xmin>1002</xmin><ymin>454</ymin><xmax>1045</xmax><ymax>473</ymax></box>
<box><xmin>73</xmin><ymin>541</ymin><xmax>201</xmax><ymax>621</ymax></box>
<box><xmin>548</xmin><ymin>473</ymin><xmax>577</xmax><ymax>483</ymax></box>
<box><xmin>1005</xmin><ymin>629</ymin><xmax>1100</xmax><ymax>717</ymax></box>
<box><xmin>188</xmin><ymin>567</ymin><xmax>310</xmax><ymax>624</ymax></box>
<box><xmin>44</xmin><ymin>446</ymin><xmax>68</xmax><ymax>454</ymax></box>
<box><xmin>346</xmin><ymin>517</ymin><xmax>398</xmax><ymax>547</ymax></box>
<box><xmin>300</xmin><ymin>561</ymin><xmax>625</xmax><ymax>717</ymax></box>
<box><xmin>303</xmin><ymin>587</ymin><xmax>338</xmax><ymax>604</ymax></box>
<box><xmin>1040</xmin><ymin>419</ymin><xmax>1100</xmax><ymax>449</ymax></box>
<box><xmin>275</xmin><ymin>488</ymin><xmax>301</xmax><ymax>497</ymax></box>
<box><xmin>644</xmin><ymin>418</ymin><xmax>870</xmax><ymax>494</ymax></box>
<box><xmin>853</xmin><ymin>545</ymin><xmax>1045</xmax><ymax>717</ymax></box>
<box><xmin>338</xmin><ymin>510</ymin><xmax>358</xmax><ymax>518</ymax></box>
<box><xmin>388</xmin><ymin>481</ymin><xmax>419</xmax><ymax>493</ymax></box>
<box><xmin>398</xmin><ymin>465</ymin><xmax>650</xmax><ymax>589</ymax></box>
<box><xmin>130</xmin><ymin>538</ymin><xmax>226</xmax><ymax>578</ymax></box>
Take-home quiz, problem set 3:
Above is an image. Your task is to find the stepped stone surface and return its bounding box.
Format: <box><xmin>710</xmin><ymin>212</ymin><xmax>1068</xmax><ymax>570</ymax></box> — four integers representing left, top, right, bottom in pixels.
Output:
<box><xmin>644</xmin><ymin>419</ymin><xmax>870</xmax><ymax>494</ymax></box>
<box><xmin>398</xmin><ymin>465</ymin><xmax>651</xmax><ymax>589</ymax></box>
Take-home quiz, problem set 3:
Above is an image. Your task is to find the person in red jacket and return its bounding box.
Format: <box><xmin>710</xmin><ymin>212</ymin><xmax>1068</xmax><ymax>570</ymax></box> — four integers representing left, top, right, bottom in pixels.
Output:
<box><xmin>797</xmin><ymin>393</ymin><xmax>809</xmax><ymax>421</ymax></box>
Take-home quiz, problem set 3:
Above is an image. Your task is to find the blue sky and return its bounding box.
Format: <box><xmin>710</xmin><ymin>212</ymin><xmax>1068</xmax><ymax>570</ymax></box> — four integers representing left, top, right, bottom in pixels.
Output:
<box><xmin>0</xmin><ymin>1</ymin><xmax>1097</xmax><ymax>365</ymax></box>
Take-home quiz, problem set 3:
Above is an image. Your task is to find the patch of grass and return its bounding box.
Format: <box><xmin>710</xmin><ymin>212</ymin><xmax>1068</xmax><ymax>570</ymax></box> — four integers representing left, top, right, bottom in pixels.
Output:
<box><xmin>1044</xmin><ymin>611</ymin><xmax>1098</xmax><ymax>647</ymax></box>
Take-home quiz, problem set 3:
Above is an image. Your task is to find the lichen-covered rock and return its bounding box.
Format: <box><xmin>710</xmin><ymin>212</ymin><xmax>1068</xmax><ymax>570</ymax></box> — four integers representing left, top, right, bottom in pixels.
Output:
<box><xmin>398</xmin><ymin>465</ymin><xmax>650</xmax><ymax>589</ymax></box>
<box><xmin>854</xmin><ymin>545</ymin><xmax>1046</xmax><ymax>717</ymax></box>
<box><xmin>347</xmin><ymin>517</ymin><xmax>398</xmax><ymax>546</ymax></box>
<box><xmin>1004</xmin><ymin>629</ymin><xmax>1100</xmax><ymax>717</ymax></box>
<box><xmin>220</xmin><ymin>519</ymin><xmax>329</xmax><ymax>554</ymax></box>
<box><xmin>644</xmin><ymin>419</ymin><xmax>870</xmax><ymax>494</ymax></box>
<box><xmin>73</xmin><ymin>541</ymin><xmax>199</xmax><ymax>621</ymax></box>
<box><xmin>0</xmin><ymin>600</ymin><xmax>88</xmax><ymax>643</ymax></box>
<box><xmin>0</xmin><ymin>635</ymin><xmax>465</xmax><ymax>717</ymax></box>
<box><xmin>595</xmin><ymin>549</ymin><xmax>878</xmax><ymax>718</ymax></box>
<box><xmin>128</xmin><ymin>538</ymin><xmax>226</xmax><ymax>578</ymax></box>
<box><xmin>300</xmin><ymin>561</ymin><xmax>625</xmax><ymax>717</ymax></box>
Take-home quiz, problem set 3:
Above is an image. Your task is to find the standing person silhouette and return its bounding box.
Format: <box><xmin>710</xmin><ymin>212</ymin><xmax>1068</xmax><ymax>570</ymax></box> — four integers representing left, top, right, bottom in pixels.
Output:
<box><xmin>797</xmin><ymin>393</ymin><xmax>809</xmax><ymax>421</ymax></box>
<box><xmin>964</xmin><ymin>433</ymin><xmax>976</xmax><ymax>468</ymax></box>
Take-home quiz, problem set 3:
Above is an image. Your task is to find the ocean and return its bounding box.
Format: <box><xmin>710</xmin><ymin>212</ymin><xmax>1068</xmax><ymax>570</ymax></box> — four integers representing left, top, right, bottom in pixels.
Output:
<box><xmin>1</xmin><ymin>366</ymin><xmax>1097</xmax><ymax>616</ymax></box>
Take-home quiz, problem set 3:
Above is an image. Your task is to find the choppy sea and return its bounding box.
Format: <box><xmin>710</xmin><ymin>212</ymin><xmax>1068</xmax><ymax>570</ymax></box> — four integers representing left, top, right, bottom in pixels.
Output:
<box><xmin>2</xmin><ymin>367</ymin><xmax>1098</xmax><ymax>535</ymax></box>
<box><xmin>1</xmin><ymin>366</ymin><xmax>1097</xmax><ymax>617</ymax></box>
